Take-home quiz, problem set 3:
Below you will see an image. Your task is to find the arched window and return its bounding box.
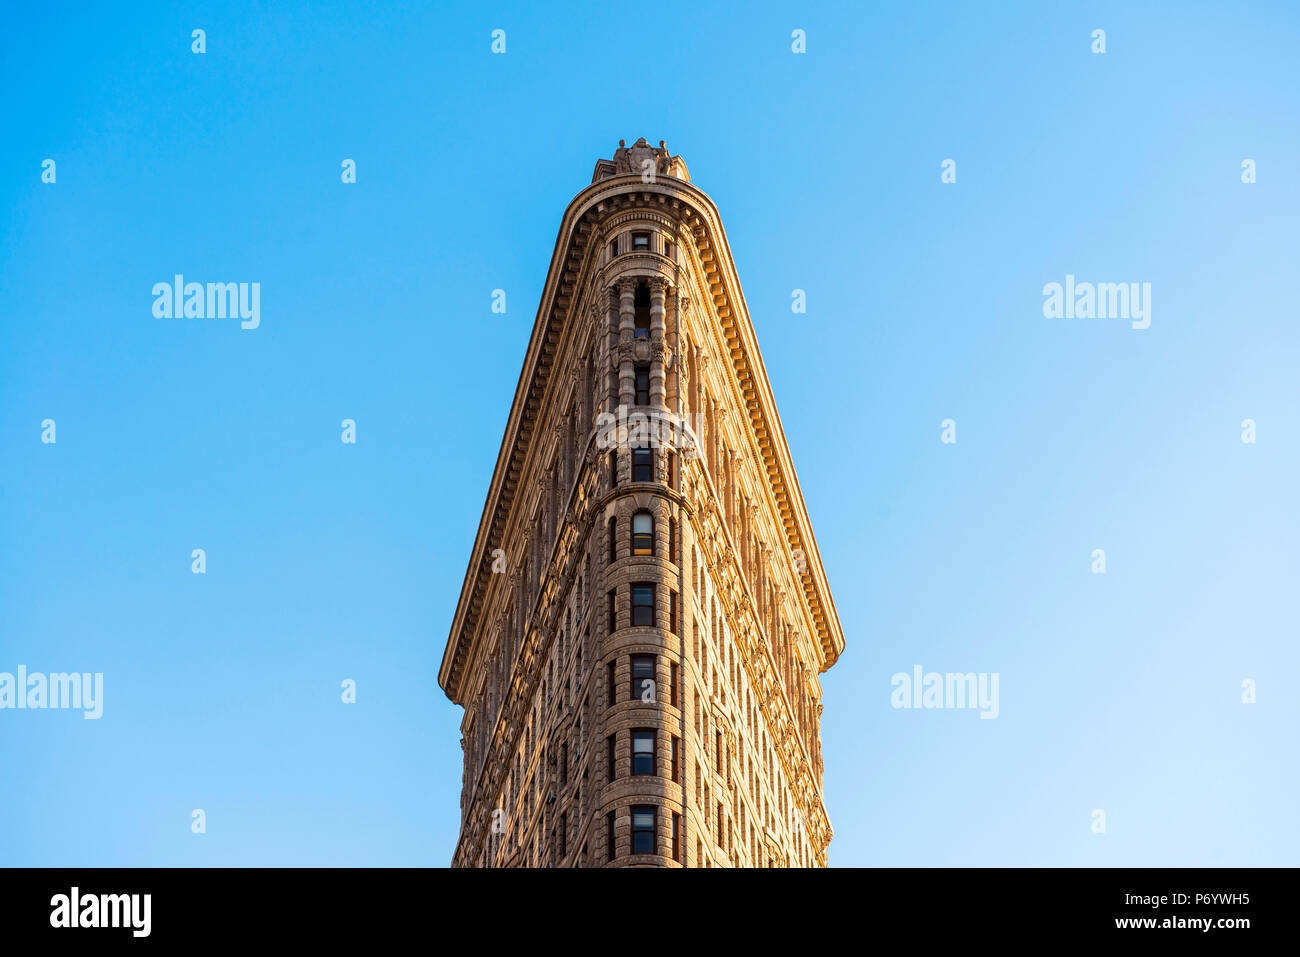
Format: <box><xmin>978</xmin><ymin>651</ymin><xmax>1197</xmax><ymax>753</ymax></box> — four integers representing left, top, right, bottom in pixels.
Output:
<box><xmin>632</xmin><ymin>511</ymin><xmax>654</xmax><ymax>556</ymax></box>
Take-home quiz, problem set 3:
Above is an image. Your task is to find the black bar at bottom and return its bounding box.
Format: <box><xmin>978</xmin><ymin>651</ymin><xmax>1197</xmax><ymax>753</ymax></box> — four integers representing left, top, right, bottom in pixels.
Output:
<box><xmin>0</xmin><ymin>867</ymin><xmax>1280</xmax><ymax>943</ymax></box>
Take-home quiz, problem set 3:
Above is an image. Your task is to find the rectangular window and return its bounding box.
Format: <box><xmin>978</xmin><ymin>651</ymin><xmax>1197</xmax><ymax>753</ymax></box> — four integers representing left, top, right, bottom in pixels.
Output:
<box><xmin>670</xmin><ymin>590</ymin><xmax>679</xmax><ymax>635</ymax></box>
<box><xmin>669</xmin><ymin>663</ymin><xmax>679</xmax><ymax>708</ymax></box>
<box><xmin>664</xmin><ymin>239</ymin><xmax>675</xmax><ymax>260</ymax></box>
<box><xmin>671</xmin><ymin>735</ymin><xmax>680</xmax><ymax>782</ymax></box>
<box><xmin>632</xmin><ymin>583</ymin><xmax>655</xmax><ymax>627</ymax></box>
<box><xmin>668</xmin><ymin>518</ymin><xmax>676</xmax><ymax>563</ymax></box>
<box><xmin>560</xmin><ymin>742</ymin><xmax>568</xmax><ymax>785</ymax></box>
<box><xmin>607</xmin><ymin>810</ymin><xmax>616</xmax><ymax>861</ymax></box>
<box><xmin>607</xmin><ymin>590</ymin><xmax>616</xmax><ymax>636</ymax></box>
<box><xmin>634</xmin><ymin>364</ymin><xmax>650</xmax><ymax>406</ymax></box>
<box><xmin>606</xmin><ymin>734</ymin><xmax>616</xmax><ymax>783</ymax></box>
<box><xmin>631</xmin><ymin>654</ymin><xmax>655</xmax><ymax>701</ymax></box>
<box><xmin>608</xmin><ymin>516</ymin><xmax>617</xmax><ymax>563</ymax></box>
<box><xmin>606</xmin><ymin>660</ymin><xmax>616</xmax><ymax>706</ymax></box>
<box><xmin>632</xmin><ymin>805</ymin><xmax>656</xmax><ymax>854</ymax></box>
<box><xmin>716</xmin><ymin>731</ymin><xmax>724</xmax><ymax>773</ymax></box>
<box><xmin>672</xmin><ymin>812</ymin><xmax>682</xmax><ymax>862</ymax></box>
<box><xmin>609</xmin><ymin>239</ymin><xmax>618</xmax><ymax>259</ymax></box>
<box><xmin>559</xmin><ymin>812</ymin><xmax>567</xmax><ymax>858</ymax></box>
<box><xmin>667</xmin><ymin>451</ymin><xmax>677</xmax><ymax>490</ymax></box>
<box><xmin>632</xmin><ymin>447</ymin><xmax>653</xmax><ymax>482</ymax></box>
<box><xmin>632</xmin><ymin>232</ymin><xmax>650</xmax><ymax>252</ymax></box>
<box><xmin>632</xmin><ymin>729</ymin><xmax>655</xmax><ymax>775</ymax></box>
<box><xmin>610</xmin><ymin>451</ymin><xmax>617</xmax><ymax>489</ymax></box>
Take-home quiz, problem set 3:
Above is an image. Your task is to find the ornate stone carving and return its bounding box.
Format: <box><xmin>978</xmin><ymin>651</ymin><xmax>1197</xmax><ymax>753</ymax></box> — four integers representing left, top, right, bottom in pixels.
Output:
<box><xmin>610</xmin><ymin>137</ymin><xmax>687</xmax><ymax>180</ymax></box>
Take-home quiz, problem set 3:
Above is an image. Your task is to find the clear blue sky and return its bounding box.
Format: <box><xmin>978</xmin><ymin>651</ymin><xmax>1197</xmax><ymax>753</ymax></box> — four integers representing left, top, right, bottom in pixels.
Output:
<box><xmin>2</xmin><ymin>1</ymin><xmax>1296</xmax><ymax>867</ymax></box>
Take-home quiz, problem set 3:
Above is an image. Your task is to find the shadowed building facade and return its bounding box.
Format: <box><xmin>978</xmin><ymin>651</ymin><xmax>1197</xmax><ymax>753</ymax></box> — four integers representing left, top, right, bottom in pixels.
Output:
<box><xmin>439</xmin><ymin>139</ymin><xmax>845</xmax><ymax>867</ymax></box>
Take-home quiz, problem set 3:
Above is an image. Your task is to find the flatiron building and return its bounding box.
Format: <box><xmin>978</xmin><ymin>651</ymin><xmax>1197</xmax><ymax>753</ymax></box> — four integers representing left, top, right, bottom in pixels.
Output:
<box><xmin>439</xmin><ymin>139</ymin><xmax>845</xmax><ymax>867</ymax></box>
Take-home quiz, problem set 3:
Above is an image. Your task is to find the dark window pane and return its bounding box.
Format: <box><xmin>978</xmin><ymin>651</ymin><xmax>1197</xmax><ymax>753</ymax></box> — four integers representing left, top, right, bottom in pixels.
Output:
<box><xmin>632</xmin><ymin>730</ymin><xmax>654</xmax><ymax>775</ymax></box>
<box><xmin>634</xmin><ymin>284</ymin><xmax>650</xmax><ymax>338</ymax></box>
<box><xmin>632</xmin><ymin>806</ymin><xmax>655</xmax><ymax>854</ymax></box>
<box><xmin>632</xmin><ymin>585</ymin><xmax>654</xmax><ymax>627</ymax></box>
<box><xmin>632</xmin><ymin>447</ymin><xmax>653</xmax><ymax>482</ymax></box>
<box><xmin>631</xmin><ymin>655</ymin><xmax>654</xmax><ymax>701</ymax></box>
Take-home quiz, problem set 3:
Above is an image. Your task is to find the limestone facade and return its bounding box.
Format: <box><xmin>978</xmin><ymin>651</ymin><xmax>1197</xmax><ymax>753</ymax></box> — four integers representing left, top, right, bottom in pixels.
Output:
<box><xmin>439</xmin><ymin>139</ymin><xmax>845</xmax><ymax>867</ymax></box>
